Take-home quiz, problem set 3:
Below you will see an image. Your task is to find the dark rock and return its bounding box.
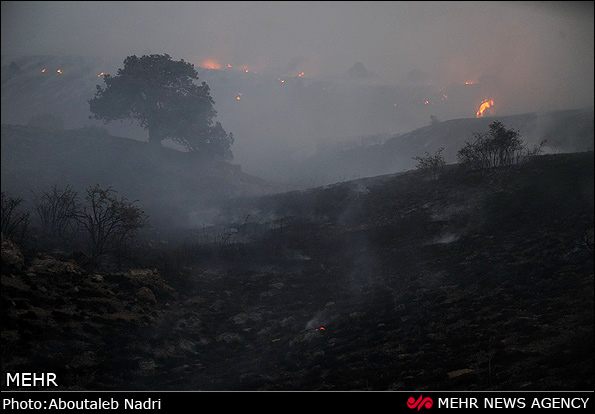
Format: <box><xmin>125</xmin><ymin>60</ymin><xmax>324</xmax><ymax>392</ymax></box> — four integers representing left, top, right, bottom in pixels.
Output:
<box><xmin>1</xmin><ymin>234</ymin><xmax>25</xmax><ymax>272</ymax></box>
<box><xmin>136</xmin><ymin>287</ymin><xmax>157</xmax><ymax>304</ymax></box>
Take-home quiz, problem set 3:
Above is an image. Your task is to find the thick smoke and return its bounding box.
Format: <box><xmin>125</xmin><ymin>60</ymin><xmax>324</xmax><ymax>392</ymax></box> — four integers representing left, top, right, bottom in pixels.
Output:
<box><xmin>1</xmin><ymin>1</ymin><xmax>593</xmax><ymax>184</ymax></box>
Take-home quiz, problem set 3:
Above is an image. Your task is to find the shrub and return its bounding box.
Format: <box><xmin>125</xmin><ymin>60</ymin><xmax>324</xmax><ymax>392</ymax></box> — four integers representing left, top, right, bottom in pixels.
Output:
<box><xmin>75</xmin><ymin>185</ymin><xmax>149</xmax><ymax>260</ymax></box>
<box><xmin>412</xmin><ymin>147</ymin><xmax>446</xmax><ymax>180</ymax></box>
<box><xmin>1</xmin><ymin>192</ymin><xmax>31</xmax><ymax>244</ymax></box>
<box><xmin>457</xmin><ymin>121</ymin><xmax>546</xmax><ymax>172</ymax></box>
<box><xmin>32</xmin><ymin>185</ymin><xmax>80</xmax><ymax>241</ymax></box>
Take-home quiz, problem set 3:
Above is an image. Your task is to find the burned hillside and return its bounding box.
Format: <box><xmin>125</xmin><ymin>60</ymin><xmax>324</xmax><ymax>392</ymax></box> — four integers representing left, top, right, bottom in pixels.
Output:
<box><xmin>2</xmin><ymin>151</ymin><xmax>593</xmax><ymax>390</ymax></box>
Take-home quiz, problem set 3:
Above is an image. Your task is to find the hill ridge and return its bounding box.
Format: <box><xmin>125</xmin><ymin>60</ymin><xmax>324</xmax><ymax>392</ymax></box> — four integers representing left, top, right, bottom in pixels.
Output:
<box><xmin>1</xmin><ymin>123</ymin><xmax>287</xmax><ymax>229</ymax></box>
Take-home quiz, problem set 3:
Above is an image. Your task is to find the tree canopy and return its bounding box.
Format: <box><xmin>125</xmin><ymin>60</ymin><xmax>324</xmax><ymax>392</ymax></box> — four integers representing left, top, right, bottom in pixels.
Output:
<box><xmin>89</xmin><ymin>54</ymin><xmax>233</xmax><ymax>159</ymax></box>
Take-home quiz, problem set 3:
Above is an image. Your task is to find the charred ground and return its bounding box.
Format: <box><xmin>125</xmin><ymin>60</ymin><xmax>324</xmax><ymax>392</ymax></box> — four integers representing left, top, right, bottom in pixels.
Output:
<box><xmin>2</xmin><ymin>150</ymin><xmax>593</xmax><ymax>390</ymax></box>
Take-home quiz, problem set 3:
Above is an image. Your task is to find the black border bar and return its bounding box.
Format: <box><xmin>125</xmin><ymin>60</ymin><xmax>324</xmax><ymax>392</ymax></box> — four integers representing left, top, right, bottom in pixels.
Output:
<box><xmin>1</xmin><ymin>391</ymin><xmax>593</xmax><ymax>411</ymax></box>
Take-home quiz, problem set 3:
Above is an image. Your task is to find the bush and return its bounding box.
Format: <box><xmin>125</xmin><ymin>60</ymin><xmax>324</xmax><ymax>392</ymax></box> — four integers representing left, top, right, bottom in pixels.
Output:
<box><xmin>32</xmin><ymin>185</ymin><xmax>79</xmax><ymax>241</ymax></box>
<box><xmin>75</xmin><ymin>185</ymin><xmax>149</xmax><ymax>260</ymax></box>
<box><xmin>1</xmin><ymin>192</ymin><xmax>31</xmax><ymax>244</ymax></box>
<box><xmin>412</xmin><ymin>147</ymin><xmax>446</xmax><ymax>180</ymax></box>
<box><xmin>457</xmin><ymin>121</ymin><xmax>546</xmax><ymax>172</ymax></box>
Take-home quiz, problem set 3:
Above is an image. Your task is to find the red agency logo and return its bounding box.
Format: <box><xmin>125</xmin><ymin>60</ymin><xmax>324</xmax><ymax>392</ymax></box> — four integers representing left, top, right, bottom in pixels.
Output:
<box><xmin>407</xmin><ymin>395</ymin><xmax>433</xmax><ymax>410</ymax></box>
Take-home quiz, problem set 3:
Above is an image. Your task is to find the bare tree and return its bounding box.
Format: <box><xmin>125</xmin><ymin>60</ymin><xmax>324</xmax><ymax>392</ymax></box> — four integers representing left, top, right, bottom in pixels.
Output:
<box><xmin>412</xmin><ymin>147</ymin><xmax>446</xmax><ymax>180</ymax></box>
<box><xmin>33</xmin><ymin>185</ymin><xmax>79</xmax><ymax>241</ymax></box>
<box><xmin>76</xmin><ymin>185</ymin><xmax>149</xmax><ymax>260</ymax></box>
<box><xmin>1</xmin><ymin>192</ymin><xmax>31</xmax><ymax>244</ymax></box>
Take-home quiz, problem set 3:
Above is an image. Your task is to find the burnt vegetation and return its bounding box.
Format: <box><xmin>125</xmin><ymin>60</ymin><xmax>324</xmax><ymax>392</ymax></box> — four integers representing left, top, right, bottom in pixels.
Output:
<box><xmin>1</xmin><ymin>55</ymin><xmax>593</xmax><ymax>392</ymax></box>
<box><xmin>457</xmin><ymin>121</ymin><xmax>546</xmax><ymax>172</ymax></box>
<box><xmin>2</xmin><ymin>183</ymin><xmax>148</xmax><ymax>268</ymax></box>
<box><xmin>412</xmin><ymin>147</ymin><xmax>446</xmax><ymax>180</ymax></box>
<box><xmin>1</xmin><ymin>192</ymin><xmax>30</xmax><ymax>245</ymax></box>
<box><xmin>2</xmin><ymin>138</ymin><xmax>593</xmax><ymax>390</ymax></box>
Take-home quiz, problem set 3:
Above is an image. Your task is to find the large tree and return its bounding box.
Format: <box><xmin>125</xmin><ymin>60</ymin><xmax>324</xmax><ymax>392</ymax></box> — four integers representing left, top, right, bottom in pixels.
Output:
<box><xmin>89</xmin><ymin>54</ymin><xmax>233</xmax><ymax>159</ymax></box>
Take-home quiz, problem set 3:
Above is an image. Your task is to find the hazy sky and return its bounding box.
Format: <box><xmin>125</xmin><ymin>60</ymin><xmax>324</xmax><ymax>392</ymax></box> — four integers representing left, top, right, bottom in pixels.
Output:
<box><xmin>2</xmin><ymin>1</ymin><xmax>594</xmax><ymax>89</ymax></box>
<box><xmin>1</xmin><ymin>1</ymin><xmax>593</xmax><ymax>180</ymax></box>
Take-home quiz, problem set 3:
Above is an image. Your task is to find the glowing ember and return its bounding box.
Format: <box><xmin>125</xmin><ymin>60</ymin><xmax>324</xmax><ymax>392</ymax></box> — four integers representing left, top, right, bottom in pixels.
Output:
<box><xmin>465</xmin><ymin>81</ymin><xmax>475</xmax><ymax>85</ymax></box>
<box><xmin>424</xmin><ymin>100</ymin><xmax>430</xmax><ymax>105</ymax></box>
<box><xmin>41</xmin><ymin>69</ymin><xmax>46</xmax><ymax>73</ymax></box>
<box><xmin>297</xmin><ymin>71</ymin><xmax>305</xmax><ymax>78</ymax></box>
<box><xmin>476</xmin><ymin>99</ymin><xmax>495</xmax><ymax>118</ymax></box>
<box><xmin>279</xmin><ymin>78</ymin><xmax>285</xmax><ymax>83</ymax></box>
<box><xmin>315</xmin><ymin>327</ymin><xmax>325</xmax><ymax>331</ymax></box>
<box><xmin>97</xmin><ymin>72</ymin><xmax>105</xmax><ymax>77</ymax></box>
<box><xmin>236</xmin><ymin>93</ymin><xmax>243</xmax><ymax>100</ymax></box>
<box><xmin>202</xmin><ymin>59</ymin><xmax>222</xmax><ymax>70</ymax></box>
<box><xmin>56</xmin><ymin>69</ymin><xmax>62</xmax><ymax>74</ymax></box>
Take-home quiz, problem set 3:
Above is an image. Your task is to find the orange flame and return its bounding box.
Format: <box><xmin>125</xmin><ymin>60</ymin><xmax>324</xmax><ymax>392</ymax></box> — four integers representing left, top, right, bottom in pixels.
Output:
<box><xmin>465</xmin><ymin>81</ymin><xmax>474</xmax><ymax>85</ymax></box>
<box><xmin>476</xmin><ymin>99</ymin><xmax>495</xmax><ymax>118</ymax></box>
<box><xmin>97</xmin><ymin>72</ymin><xmax>105</xmax><ymax>77</ymax></box>
<box><xmin>56</xmin><ymin>69</ymin><xmax>62</xmax><ymax>74</ymax></box>
<box><xmin>202</xmin><ymin>59</ymin><xmax>222</xmax><ymax>70</ymax></box>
